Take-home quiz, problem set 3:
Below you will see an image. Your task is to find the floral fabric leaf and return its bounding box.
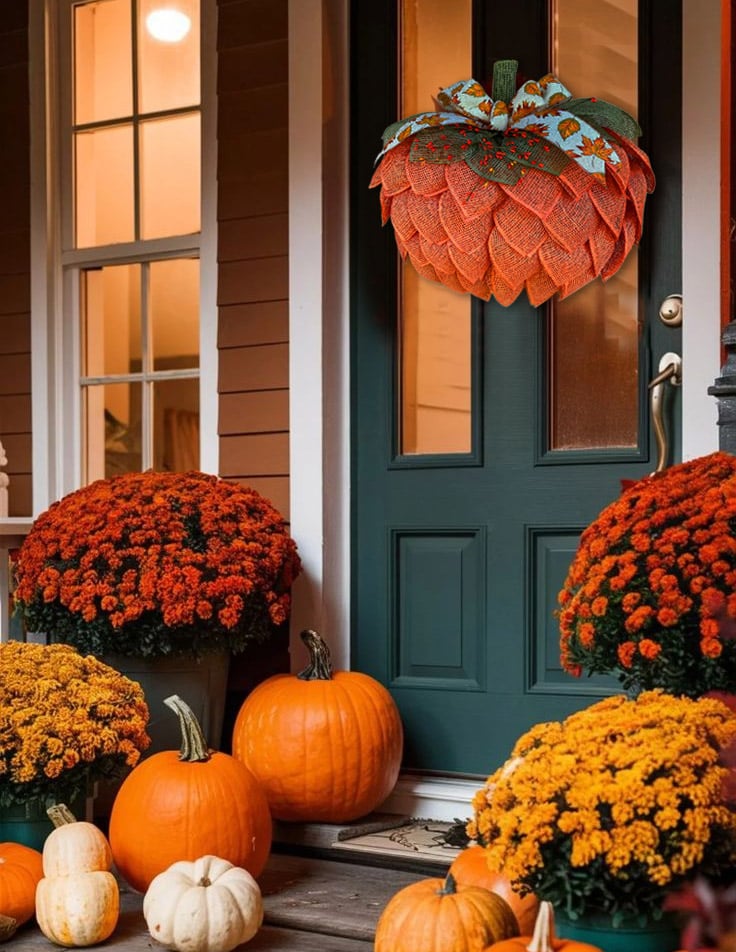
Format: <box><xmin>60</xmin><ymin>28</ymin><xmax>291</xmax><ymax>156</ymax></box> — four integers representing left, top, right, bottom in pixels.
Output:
<box><xmin>561</xmin><ymin>97</ymin><xmax>642</xmax><ymax>141</ymax></box>
<box><xmin>512</xmin><ymin>110</ymin><xmax>620</xmax><ymax>177</ymax></box>
<box><xmin>408</xmin><ymin>127</ymin><xmax>481</xmax><ymax>165</ymax></box>
<box><xmin>379</xmin><ymin>110</ymin><xmax>484</xmax><ymax>159</ymax></box>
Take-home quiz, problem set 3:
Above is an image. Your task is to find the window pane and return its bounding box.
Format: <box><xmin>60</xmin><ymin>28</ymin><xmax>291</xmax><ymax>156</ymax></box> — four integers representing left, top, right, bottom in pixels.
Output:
<box><xmin>74</xmin><ymin>0</ymin><xmax>133</xmax><ymax>124</ymax></box>
<box><xmin>549</xmin><ymin>0</ymin><xmax>639</xmax><ymax>451</ymax></box>
<box><xmin>75</xmin><ymin>125</ymin><xmax>135</xmax><ymax>246</ymax></box>
<box><xmin>139</xmin><ymin>114</ymin><xmax>201</xmax><ymax>238</ymax></box>
<box><xmin>399</xmin><ymin>0</ymin><xmax>472</xmax><ymax>455</ymax></box>
<box><xmin>153</xmin><ymin>379</ymin><xmax>199</xmax><ymax>471</ymax></box>
<box><xmin>151</xmin><ymin>258</ymin><xmax>199</xmax><ymax>371</ymax></box>
<box><xmin>84</xmin><ymin>382</ymin><xmax>143</xmax><ymax>481</ymax></box>
<box><xmin>138</xmin><ymin>0</ymin><xmax>200</xmax><ymax>114</ymax></box>
<box><xmin>82</xmin><ymin>265</ymin><xmax>141</xmax><ymax>377</ymax></box>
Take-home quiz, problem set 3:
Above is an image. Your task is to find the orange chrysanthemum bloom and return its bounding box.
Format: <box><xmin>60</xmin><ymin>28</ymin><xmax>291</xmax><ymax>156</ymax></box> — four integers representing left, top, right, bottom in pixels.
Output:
<box><xmin>13</xmin><ymin>471</ymin><xmax>301</xmax><ymax>659</ymax></box>
<box><xmin>558</xmin><ymin>452</ymin><xmax>736</xmax><ymax>696</ymax></box>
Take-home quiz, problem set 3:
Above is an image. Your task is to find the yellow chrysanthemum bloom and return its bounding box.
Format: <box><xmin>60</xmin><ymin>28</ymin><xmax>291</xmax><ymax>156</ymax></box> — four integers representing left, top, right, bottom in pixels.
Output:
<box><xmin>468</xmin><ymin>690</ymin><xmax>736</xmax><ymax>921</ymax></box>
<box><xmin>0</xmin><ymin>641</ymin><xmax>150</xmax><ymax>808</ymax></box>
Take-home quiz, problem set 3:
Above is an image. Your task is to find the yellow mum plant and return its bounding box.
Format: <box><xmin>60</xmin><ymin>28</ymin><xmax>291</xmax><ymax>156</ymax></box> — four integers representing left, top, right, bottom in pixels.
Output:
<box><xmin>467</xmin><ymin>691</ymin><xmax>736</xmax><ymax>925</ymax></box>
<box><xmin>0</xmin><ymin>641</ymin><xmax>150</xmax><ymax>809</ymax></box>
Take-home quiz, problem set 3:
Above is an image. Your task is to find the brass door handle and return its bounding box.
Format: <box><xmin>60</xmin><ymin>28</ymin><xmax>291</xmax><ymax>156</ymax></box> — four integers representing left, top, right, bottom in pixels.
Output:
<box><xmin>648</xmin><ymin>352</ymin><xmax>682</xmax><ymax>472</ymax></box>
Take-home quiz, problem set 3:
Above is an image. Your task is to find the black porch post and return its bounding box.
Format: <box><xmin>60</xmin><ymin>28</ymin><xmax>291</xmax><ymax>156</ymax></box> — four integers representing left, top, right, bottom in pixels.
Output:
<box><xmin>708</xmin><ymin>320</ymin><xmax>736</xmax><ymax>453</ymax></box>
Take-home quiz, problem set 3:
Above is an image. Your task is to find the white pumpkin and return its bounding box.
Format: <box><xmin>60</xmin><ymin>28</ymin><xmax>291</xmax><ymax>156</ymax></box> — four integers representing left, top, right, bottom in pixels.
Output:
<box><xmin>35</xmin><ymin>870</ymin><xmax>119</xmax><ymax>947</ymax></box>
<box><xmin>143</xmin><ymin>855</ymin><xmax>264</xmax><ymax>952</ymax></box>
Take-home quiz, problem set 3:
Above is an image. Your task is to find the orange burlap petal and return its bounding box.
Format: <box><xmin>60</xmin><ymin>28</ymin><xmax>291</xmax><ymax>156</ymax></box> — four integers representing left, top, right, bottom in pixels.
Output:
<box><xmin>370</xmin><ymin>146</ymin><xmax>410</xmax><ymax>197</ymax></box>
<box><xmin>448</xmin><ymin>242</ymin><xmax>491</xmax><ymax>285</ymax></box>
<box><xmin>492</xmin><ymin>268</ymin><xmax>525</xmax><ymax>306</ymax></box>
<box><xmin>587</xmin><ymin>226</ymin><xmax>617</xmax><ymax>275</ymax></box>
<box><xmin>488</xmin><ymin>229</ymin><xmax>540</xmax><ymax>285</ymax></box>
<box><xmin>558</xmin><ymin>160</ymin><xmax>594</xmax><ymax>200</ymax></box>
<box><xmin>421</xmin><ymin>234</ymin><xmax>454</xmax><ymax>274</ymax></box>
<box><xmin>407</xmin><ymin>191</ymin><xmax>447</xmax><ymax>245</ymax></box>
<box><xmin>524</xmin><ymin>267</ymin><xmax>559</xmax><ymax>307</ymax></box>
<box><xmin>389</xmin><ymin>191</ymin><xmax>418</xmax><ymax>243</ymax></box>
<box><xmin>614</xmin><ymin>133</ymin><xmax>656</xmax><ymax>192</ymax></box>
<box><xmin>499</xmin><ymin>168</ymin><xmax>562</xmax><ymax>218</ymax></box>
<box><xmin>494</xmin><ymin>197</ymin><xmax>548</xmax><ymax>257</ymax></box>
<box><xmin>439</xmin><ymin>191</ymin><xmax>494</xmax><ymax>254</ymax></box>
<box><xmin>544</xmin><ymin>192</ymin><xmax>597</xmax><ymax>254</ymax></box>
<box><xmin>589</xmin><ymin>179</ymin><xmax>626</xmax><ymax>236</ymax></box>
<box><xmin>445</xmin><ymin>162</ymin><xmax>505</xmax><ymax>220</ymax></box>
<box><xmin>626</xmin><ymin>164</ymin><xmax>649</xmax><ymax>236</ymax></box>
<box><xmin>406</xmin><ymin>157</ymin><xmax>450</xmax><ymax>196</ymax></box>
<box><xmin>538</xmin><ymin>239</ymin><xmax>595</xmax><ymax>291</ymax></box>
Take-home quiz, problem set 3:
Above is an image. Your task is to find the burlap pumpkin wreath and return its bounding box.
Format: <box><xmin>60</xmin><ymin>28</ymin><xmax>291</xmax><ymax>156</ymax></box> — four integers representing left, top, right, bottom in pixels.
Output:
<box><xmin>370</xmin><ymin>60</ymin><xmax>654</xmax><ymax>306</ymax></box>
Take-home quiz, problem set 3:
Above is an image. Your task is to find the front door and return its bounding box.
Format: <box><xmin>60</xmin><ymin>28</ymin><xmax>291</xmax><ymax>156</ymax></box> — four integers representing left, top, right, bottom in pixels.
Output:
<box><xmin>351</xmin><ymin>0</ymin><xmax>682</xmax><ymax>776</ymax></box>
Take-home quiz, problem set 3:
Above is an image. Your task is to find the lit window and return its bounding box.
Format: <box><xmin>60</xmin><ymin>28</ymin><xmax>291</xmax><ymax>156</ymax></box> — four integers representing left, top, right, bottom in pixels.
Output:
<box><xmin>71</xmin><ymin>0</ymin><xmax>201</xmax><ymax>479</ymax></box>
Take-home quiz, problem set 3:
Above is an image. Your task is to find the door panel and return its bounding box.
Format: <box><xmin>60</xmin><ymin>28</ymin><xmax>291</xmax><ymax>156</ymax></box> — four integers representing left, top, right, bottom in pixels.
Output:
<box><xmin>351</xmin><ymin>0</ymin><xmax>682</xmax><ymax>776</ymax></box>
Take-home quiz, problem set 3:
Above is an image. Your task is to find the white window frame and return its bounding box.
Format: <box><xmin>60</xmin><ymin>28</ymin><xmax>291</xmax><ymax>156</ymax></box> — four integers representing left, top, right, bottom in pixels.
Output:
<box><xmin>28</xmin><ymin>0</ymin><xmax>218</xmax><ymax>516</ymax></box>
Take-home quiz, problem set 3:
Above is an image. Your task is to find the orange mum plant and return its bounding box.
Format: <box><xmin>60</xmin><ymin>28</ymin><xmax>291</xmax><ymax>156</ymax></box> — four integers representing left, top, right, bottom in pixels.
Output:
<box><xmin>13</xmin><ymin>471</ymin><xmax>301</xmax><ymax>658</ymax></box>
<box><xmin>558</xmin><ymin>452</ymin><xmax>736</xmax><ymax>697</ymax></box>
<box><xmin>467</xmin><ymin>691</ymin><xmax>736</xmax><ymax>924</ymax></box>
<box><xmin>370</xmin><ymin>59</ymin><xmax>653</xmax><ymax>306</ymax></box>
<box><xmin>0</xmin><ymin>641</ymin><xmax>150</xmax><ymax>808</ymax></box>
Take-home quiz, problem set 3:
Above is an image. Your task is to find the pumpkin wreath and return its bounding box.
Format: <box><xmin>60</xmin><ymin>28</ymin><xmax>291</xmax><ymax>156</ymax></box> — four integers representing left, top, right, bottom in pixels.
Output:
<box><xmin>370</xmin><ymin>59</ymin><xmax>653</xmax><ymax>306</ymax></box>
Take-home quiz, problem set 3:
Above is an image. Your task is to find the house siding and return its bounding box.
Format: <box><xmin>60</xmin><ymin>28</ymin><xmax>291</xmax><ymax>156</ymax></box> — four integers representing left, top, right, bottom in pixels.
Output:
<box><xmin>0</xmin><ymin>0</ymin><xmax>31</xmax><ymax>516</ymax></box>
<box><xmin>216</xmin><ymin>0</ymin><xmax>291</xmax><ymax>734</ymax></box>
<box><xmin>216</xmin><ymin>0</ymin><xmax>290</xmax><ymax>524</ymax></box>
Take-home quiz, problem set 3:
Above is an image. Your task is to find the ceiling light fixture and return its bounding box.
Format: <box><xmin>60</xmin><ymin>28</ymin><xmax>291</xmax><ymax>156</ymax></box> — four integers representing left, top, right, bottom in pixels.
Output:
<box><xmin>145</xmin><ymin>7</ymin><xmax>191</xmax><ymax>43</ymax></box>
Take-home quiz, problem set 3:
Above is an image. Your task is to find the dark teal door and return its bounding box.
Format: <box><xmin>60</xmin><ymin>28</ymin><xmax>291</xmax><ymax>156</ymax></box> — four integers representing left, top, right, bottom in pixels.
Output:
<box><xmin>351</xmin><ymin>0</ymin><xmax>682</xmax><ymax>775</ymax></box>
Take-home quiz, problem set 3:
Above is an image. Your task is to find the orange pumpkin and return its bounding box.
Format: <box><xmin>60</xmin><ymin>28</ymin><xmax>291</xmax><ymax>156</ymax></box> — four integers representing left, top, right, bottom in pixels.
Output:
<box><xmin>109</xmin><ymin>695</ymin><xmax>272</xmax><ymax>894</ymax></box>
<box><xmin>231</xmin><ymin>629</ymin><xmax>403</xmax><ymax>822</ymax></box>
<box><xmin>0</xmin><ymin>842</ymin><xmax>43</xmax><ymax>926</ymax></box>
<box><xmin>449</xmin><ymin>845</ymin><xmax>539</xmax><ymax>935</ymax></box>
<box><xmin>485</xmin><ymin>901</ymin><xmax>602</xmax><ymax>952</ymax></box>
<box><xmin>375</xmin><ymin>872</ymin><xmax>519</xmax><ymax>952</ymax></box>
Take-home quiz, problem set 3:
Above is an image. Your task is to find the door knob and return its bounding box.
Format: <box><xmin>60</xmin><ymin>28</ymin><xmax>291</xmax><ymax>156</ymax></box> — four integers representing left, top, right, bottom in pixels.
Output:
<box><xmin>648</xmin><ymin>352</ymin><xmax>682</xmax><ymax>472</ymax></box>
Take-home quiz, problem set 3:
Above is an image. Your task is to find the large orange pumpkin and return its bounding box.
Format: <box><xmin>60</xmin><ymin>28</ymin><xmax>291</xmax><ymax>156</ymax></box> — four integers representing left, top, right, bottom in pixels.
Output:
<box><xmin>0</xmin><ymin>842</ymin><xmax>43</xmax><ymax>926</ymax></box>
<box><xmin>109</xmin><ymin>695</ymin><xmax>272</xmax><ymax>894</ymax></box>
<box><xmin>231</xmin><ymin>629</ymin><xmax>403</xmax><ymax>822</ymax></box>
<box><xmin>371</xmin><ymin>64</ymin><xmax>654</xmax><ymax>307</ymax></box>
<box><xmin>375</xmin><ymin>872</ymin><xmax>519</xmax><ymax>952</ymax></box>
<box><xmin>485</xmin><ymin>902</ymin><xmax>602</xmax><ymax>952</ymax></box>
<box><xmin>449</xmin><ymin>845</ymin><xmax>539</xmax><ymax>935</ymax></box>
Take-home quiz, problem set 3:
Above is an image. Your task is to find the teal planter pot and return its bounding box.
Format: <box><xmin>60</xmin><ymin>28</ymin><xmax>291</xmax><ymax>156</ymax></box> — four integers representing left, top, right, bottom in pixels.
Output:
<box><xmin>0</xmin><ymin>794</ymin><xmax>89</xmax><ymax>851</ymax></box>
<box><xmin>555</xmin><ymin>910</ymin><xmax>681</xmax><ymax>952</ymax></box>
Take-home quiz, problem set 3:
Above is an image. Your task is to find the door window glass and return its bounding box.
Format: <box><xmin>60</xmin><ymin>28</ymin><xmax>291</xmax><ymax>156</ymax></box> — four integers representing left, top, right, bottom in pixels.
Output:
<box><xmin>399</xmin><ymin>0</ymin><xmax>473</xmax><ymax>456</ymax></box>
<box><xmin>549</xmin><ymin>0</ymin><xmax>640</xmax><ymax>451</ymax></box>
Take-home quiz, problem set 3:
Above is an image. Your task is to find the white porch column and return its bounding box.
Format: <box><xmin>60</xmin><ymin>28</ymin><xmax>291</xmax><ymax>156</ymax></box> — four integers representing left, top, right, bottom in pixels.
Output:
<box><xmin>288</xmin><ymin>0</ymin><xmax>351</xmax><ymax>670</ymax></box>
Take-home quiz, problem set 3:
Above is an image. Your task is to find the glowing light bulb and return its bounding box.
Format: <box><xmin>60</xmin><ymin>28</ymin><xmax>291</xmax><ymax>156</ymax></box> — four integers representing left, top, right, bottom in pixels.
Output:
<box><xmin>145</xmin><ymin>8</ymin><xmax>191</xmax><ymax>43</ymax></box>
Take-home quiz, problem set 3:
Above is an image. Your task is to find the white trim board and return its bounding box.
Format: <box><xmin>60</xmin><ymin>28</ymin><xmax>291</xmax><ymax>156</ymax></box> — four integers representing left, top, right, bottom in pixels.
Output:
<box><xmin>380</xmin><ymin>774</ymin><xmax>481</xmax><ymax>823</ymax></box>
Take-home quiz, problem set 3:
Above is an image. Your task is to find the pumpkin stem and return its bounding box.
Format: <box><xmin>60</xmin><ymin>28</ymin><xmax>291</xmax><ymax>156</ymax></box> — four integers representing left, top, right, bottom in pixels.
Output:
<box><xmin>437</xmin><ymin>872</ymin><xmax>458</xmax><ymax>896</ymax></box>
<box><xmin>297</xmin><ymin>629</ymin><xmax>333</xmax><ymax>681</ymax></box>
<box><xmin>492</xmin><ymin>59</ymin><xmax>518</xmax><ymax>105</ymax></box>
<box><xmin>164</xmin><ymin>695</ymin><xmax>211</xmax><ymax>763</ymax></box>
<box><xmin>527</xmin><ymin>901</ymin><xmax>556</xmax><ymax>952</ymax></box>
<box><xmin>47</xmin><ymin>803</ymin><xmax>77</xmax><ymax>827</ymax></box>
<box><xmin>0</xmin><ymin>914</ymin><xmax>17</xmax><ymax>943</ymax></box>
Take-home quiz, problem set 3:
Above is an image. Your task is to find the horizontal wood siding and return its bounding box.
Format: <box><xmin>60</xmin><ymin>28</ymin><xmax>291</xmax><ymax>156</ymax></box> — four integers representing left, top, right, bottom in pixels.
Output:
<box><xmin>216</xmin><ymin>0</ymin><xmax>291</xmax><ymax>711</ymax></box>
<box><xmin>0</xmin><ymin>0</ymin><xmax>31</xmax><ymax>516</ymax></box>
<box><xmin>217</xmin><ymin>0</ymin><xmax>289</xmax><ymax>522</ymax></box>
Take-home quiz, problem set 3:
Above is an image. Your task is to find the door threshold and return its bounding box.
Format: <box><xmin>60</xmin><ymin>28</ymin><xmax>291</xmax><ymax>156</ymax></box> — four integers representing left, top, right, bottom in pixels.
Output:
<box><xmin>273</xmin><ymin>814</ymin><xmax>464</xmax><ymax>872</ymax></box>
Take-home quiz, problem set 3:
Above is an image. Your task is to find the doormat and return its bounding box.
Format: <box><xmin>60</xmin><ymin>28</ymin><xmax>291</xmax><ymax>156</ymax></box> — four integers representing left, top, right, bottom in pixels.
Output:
<box><xmin>329</xmin><ymin>819</ymin><xmax>464</xmax><ymax>867</ymax></box>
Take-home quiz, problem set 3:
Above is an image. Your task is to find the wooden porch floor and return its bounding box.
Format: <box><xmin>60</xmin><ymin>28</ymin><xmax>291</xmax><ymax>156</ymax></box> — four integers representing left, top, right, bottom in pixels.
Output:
<box><xmin>9</xmin><ymin>824</ymin><xmax>456</xmax><ymax>951</ymax></box>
